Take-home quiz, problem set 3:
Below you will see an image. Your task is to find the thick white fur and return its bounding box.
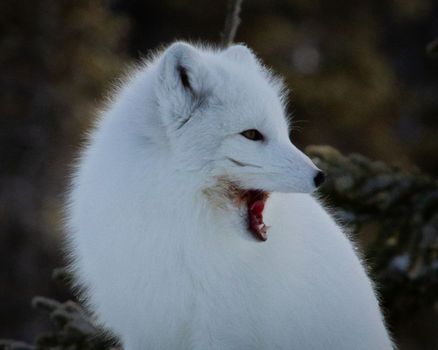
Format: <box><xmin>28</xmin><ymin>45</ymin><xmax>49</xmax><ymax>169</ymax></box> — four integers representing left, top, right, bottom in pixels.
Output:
<box><xmin>66</xmin><ymin>42</ymin><xmax>394</xmax><ymax>349</ymax></box>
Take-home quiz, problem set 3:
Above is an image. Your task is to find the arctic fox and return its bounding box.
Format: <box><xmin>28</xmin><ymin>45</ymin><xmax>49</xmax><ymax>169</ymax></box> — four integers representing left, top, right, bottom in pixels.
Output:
<box><xmin>66</xmin><ymin>42</ymin><xmax>393</xmax><ymax>349</ymax></box>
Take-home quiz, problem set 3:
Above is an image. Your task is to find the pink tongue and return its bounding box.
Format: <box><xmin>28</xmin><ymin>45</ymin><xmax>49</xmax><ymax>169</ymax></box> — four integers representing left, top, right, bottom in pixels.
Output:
<box><xmin>249</xmin><ymin>200</ymin><xmax>268</xmax><ymax>241</ymax></box>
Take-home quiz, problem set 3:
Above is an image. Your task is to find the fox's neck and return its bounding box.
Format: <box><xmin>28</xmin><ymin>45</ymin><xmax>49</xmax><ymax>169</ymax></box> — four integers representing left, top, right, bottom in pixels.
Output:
<box><xmin>142</xmin><ymin>157</ymin><xmax>244</xmax><ymax>244</ymax></box>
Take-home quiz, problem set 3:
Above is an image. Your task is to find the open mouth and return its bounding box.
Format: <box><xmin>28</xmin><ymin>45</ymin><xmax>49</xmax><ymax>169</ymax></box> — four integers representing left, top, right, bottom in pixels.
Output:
<box><xmin>238</xmin><ymin>190</ymin><xmax>270</xmax><ymax>241</ymax></box>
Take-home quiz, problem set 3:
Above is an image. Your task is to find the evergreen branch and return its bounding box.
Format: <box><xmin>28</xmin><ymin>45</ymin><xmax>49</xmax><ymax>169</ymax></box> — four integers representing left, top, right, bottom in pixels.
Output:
<box><xmin>307</xmin><ymin>145</ymin><xmax>438</xmax><ymax>319</ymax></box>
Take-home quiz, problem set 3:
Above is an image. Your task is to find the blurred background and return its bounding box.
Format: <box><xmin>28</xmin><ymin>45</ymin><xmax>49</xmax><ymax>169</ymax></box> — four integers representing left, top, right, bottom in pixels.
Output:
<box><xmin>1</xmin><ymin>0</ymin><xmax>437</xmax><ymax>348</ymax></box>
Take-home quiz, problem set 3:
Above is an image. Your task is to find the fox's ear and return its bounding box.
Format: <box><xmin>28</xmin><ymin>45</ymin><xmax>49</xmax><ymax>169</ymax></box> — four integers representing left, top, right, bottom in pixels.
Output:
<box><xmin>222</xmin><ymin>44</ymin><xmax>259</xmax><ymax>67</ymax></box>
<box><xmin>157</xmin><ymin>42</ymin><xmax>210</xmax><ymax>101</ymax></box>
<box><xmin>155</xmin><ymin>42</ymin><xmax>212</xmax><ymax>131</ymax></box>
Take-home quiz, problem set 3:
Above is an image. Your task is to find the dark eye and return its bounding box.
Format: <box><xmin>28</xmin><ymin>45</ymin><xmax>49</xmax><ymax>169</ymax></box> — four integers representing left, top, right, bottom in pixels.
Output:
<box><xmin>240</xmin><ymin>129</ymin><xmax>264</xmax><ymax>141</ymax></box>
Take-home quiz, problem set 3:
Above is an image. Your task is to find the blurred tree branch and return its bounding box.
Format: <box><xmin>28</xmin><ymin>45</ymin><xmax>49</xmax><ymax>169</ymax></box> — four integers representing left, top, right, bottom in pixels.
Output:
<box><xmin>220</xmin><ymin>0</ymin><xmax>243</xmax><ymax>47</ymax></box>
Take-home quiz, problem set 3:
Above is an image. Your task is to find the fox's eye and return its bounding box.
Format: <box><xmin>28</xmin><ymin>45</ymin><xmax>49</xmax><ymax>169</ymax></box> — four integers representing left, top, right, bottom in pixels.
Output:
<box><xmin>240</xmin><ymin>129</ymin><xmax>264</xmax><ymax>141</ymax></box>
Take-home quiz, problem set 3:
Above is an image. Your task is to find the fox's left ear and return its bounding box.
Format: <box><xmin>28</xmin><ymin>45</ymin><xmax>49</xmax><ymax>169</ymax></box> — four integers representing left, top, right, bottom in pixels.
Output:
<box><xmin>155</xmin><ymin>42</ymin><xmax>212</xmax><ymax>130</ymax></box>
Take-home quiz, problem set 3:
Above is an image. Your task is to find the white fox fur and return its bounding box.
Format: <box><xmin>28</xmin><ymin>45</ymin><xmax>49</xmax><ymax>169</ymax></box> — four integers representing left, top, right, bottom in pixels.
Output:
<box><xmin>66</xmin><ymin>42</ymin><xmax>394</xmax><ymax>349</ymax></box>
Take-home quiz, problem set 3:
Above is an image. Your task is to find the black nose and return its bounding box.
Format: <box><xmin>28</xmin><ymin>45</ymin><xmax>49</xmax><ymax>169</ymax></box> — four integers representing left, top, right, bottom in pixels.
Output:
<box><xmin>313</xmin><ymin>171</ymin><xmax>326</xmax><ymax>188</ymax></box>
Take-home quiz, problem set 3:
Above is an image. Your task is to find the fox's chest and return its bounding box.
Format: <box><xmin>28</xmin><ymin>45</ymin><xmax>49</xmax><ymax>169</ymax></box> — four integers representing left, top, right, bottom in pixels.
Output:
<box><xmin>77</xmin><ymin>191</ymin><xmax>389</xmax><ymax>349</ymax></box>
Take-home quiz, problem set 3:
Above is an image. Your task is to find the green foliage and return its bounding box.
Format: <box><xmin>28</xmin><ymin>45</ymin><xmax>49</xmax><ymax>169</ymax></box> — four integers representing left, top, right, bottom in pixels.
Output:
<box><xmin>0</xmin><ymin>296</ymin><xmax>114</xmax><ymax>350</ymax></box>
<box><xmin>0</xmin><ymin>271</ymin><xmax>118</xmax><ymax>350</ymax></box>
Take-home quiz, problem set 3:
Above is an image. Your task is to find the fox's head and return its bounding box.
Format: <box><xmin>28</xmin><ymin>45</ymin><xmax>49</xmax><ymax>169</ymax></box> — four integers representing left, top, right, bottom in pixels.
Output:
<box><xmin>153</xmin><ymin>42</ymin><xmax>323</xmax><ymax>199</ymax></box>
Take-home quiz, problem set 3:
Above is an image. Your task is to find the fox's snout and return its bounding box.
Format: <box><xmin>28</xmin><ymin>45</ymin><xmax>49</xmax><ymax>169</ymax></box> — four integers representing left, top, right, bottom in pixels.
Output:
<box><xmin>275</xmin><ymin>143</ymin><xmax>323</xmax><ymax>193</ymax></box>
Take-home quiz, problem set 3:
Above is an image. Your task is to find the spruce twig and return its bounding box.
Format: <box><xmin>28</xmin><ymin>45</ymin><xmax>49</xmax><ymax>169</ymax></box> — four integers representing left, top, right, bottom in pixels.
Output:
<box><xmin>0</xmin><ymin>340</ymin><xmax>35</xmax><ymax>350</ymax></box>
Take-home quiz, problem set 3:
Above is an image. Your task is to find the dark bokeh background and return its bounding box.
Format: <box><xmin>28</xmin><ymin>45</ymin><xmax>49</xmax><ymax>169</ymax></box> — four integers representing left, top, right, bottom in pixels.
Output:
<box><xmin>1</xmin><ymin>0</ymin><xmax>437</xmax><ymax>348</ymax></box>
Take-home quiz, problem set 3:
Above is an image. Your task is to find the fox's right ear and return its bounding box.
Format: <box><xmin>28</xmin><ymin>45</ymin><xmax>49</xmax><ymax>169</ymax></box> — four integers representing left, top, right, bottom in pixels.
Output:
<box><xmin>155</xmin><ymin>42</ymin><xmax>211</xmax><ymax>129</ymax></box>
<box><xmin>221</xmin><ymin>44</ymin><xmax>259</xmax><ymax>67</ymax></box>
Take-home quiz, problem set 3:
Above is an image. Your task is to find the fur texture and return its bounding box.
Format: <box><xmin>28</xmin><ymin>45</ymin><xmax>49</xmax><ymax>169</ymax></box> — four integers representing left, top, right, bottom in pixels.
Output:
<box><xmin>66</xmin><ymin>42</ymin><xmax>394</xmax><ymax>349</ymax></box>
